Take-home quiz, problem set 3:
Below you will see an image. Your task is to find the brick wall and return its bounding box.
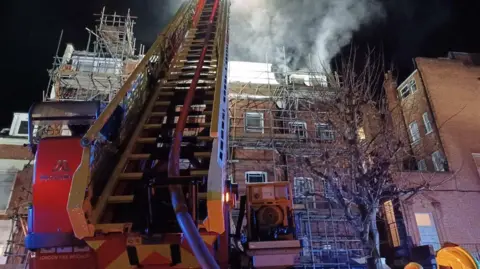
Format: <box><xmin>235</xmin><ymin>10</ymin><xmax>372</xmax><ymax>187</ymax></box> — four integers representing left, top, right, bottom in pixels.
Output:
<box><xmin>416</xmin><ymin>57</ymin><xmax>480</xmax><ymax>190</ymax></box>
<box><xmin>0</xmin><ymin>145</ymin><xmax>30</xmax><ymax>161</ymax></box>
<box><xmin>389</xmin><ymin>56</ymin><xmax>480</xmax><ymax>249</ymax></box>
<box><xmin>401</xmin><ymin>190</ymin><xmax>480</xmax><ymax>246</ymax></box>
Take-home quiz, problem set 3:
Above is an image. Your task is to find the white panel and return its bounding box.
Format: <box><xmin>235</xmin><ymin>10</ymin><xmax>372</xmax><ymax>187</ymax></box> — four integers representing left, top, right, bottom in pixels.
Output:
<box><xmin>415</xmin><ymin>213</ymin><xmax>441</xmax><ymax>251</ymax></box>
<box><xmin>0</xmin><ymin>220</ymin><xmax>12</xmax><ymax>264</ymax></box>
<box><xmin>217</xmin><ymin>28</ymin><xmax>229</xmax><ymax>168</ymax></box>
<box><xmin>9</xmin><ymin>113</ymin><xmax>29</xmax><ymax>137</ymax></box>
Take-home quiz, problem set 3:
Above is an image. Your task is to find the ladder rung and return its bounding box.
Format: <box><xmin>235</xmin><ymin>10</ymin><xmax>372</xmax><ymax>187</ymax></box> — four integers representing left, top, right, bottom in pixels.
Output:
<box><xmin>119</xmin><ymin>173</ymin><xmax>143</xmax><ymax>180</ymax></box>
<box><xmin>144</xmin><ymin>122</ymin><xmax>211</xmax><ymax>129</ymax></box>
<box><xmin>144</xmin><ymin>124</ymin><xmax>163</xmax><ymax>129</ymax></box>
<box><xmin>158</xmin><ymin>91</ymin><xmax>215</xmax><ymax>96</ymax></box>
<box><xmin>119</xmin><ymin>171</ymin><xmax>208</xmax><ymax>179</ymax></box>
<box><xmin>128</xmin><ymin>154</ymin><xmax>150</xmax><ymax>160</ymax></box>
<box><xmin>150</xmin><ymin>111</ymin><xmax>212</xmax><ymax>118</ymax></box>
<box><xmin>191</xmin><ymin>170</ymin><xmax>209</xmax><ymax>176</ymax></box>
<box><xmin>154</xmin><ymin>101</ymin><xmax>171</xmax><ymax>106</ymax></box>
<box><xmin>108</xmin><ymin>195</ymin><xmax>134</xmax><ymax>204</ymax></box>
<box><xmin>150</xmin><ymin>112</ymin><xmax>166</xmax><ymax>117</ymax></box>
<box><xmin>136</xmin><ymin>136</ymin><xmax>213</xmax><ymax>144</ymax></box>
<box><xmin>128</xmin><ymin>152</ymin><xmax>211</xmax><ymax>160</ymax></box>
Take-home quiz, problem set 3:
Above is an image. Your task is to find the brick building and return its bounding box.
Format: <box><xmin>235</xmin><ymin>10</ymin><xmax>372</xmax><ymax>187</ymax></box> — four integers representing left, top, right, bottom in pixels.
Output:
<box><xmin>0</xmin><ymin>113</ymin><xmax>34</xmax><ymax>265</ymax></box>
<box><xmin>385</xmin><ymin>52</ymin><xmax>480</xmax><ymax>258</ymax></box>
<box><xmin>227</xmin><ymin>60</ymin><xmax>366</xmax><ymax>268</ymax></box>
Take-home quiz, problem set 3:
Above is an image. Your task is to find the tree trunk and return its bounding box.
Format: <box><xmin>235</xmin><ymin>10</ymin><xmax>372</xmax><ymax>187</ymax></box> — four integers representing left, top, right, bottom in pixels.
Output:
<box><xmin>370</xmin><ymin>208</ymin><xmax>382</xmax><ymax>269</ymax></box>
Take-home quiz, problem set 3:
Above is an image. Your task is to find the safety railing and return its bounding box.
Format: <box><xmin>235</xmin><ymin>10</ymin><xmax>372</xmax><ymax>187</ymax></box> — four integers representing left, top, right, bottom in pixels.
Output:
<box><xmin>67</xmin><ymin>0</ymin><xmax>201</xmax><ymax>239</ymax></box>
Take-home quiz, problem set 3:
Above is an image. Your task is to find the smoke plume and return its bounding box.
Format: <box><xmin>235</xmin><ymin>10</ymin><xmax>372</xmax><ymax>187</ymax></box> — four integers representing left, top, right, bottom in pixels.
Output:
<box><xmin>229</xmin><ymin>0</ymin><xmax>384</xmax><ymax>70</ymax></box>
<box><xmin>131</xmin><ymin>0</ymin><xmax>186</xmax><ymax>45</ymax></box>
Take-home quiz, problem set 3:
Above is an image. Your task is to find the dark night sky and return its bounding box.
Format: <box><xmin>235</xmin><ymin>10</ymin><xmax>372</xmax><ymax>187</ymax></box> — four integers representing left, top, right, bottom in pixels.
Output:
<box><xmin>1</xmin><ymin>0</ymin><xmax>479</xmax><ymax>128</ymax></box>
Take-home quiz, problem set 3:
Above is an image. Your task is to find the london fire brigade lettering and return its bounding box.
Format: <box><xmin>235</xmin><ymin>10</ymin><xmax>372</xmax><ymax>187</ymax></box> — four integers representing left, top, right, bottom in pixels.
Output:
<box><xmin>38</xmin><ymin>253</ymin><xmax>91</xmax><ymax>260</ymax></box>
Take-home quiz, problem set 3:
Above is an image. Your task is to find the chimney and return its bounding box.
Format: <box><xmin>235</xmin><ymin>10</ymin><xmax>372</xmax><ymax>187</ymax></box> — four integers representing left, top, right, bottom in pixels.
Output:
<box><xmin>384</xmin><ymin>71</ymin><xmax>399</xmax><ymax>112</ymax></box>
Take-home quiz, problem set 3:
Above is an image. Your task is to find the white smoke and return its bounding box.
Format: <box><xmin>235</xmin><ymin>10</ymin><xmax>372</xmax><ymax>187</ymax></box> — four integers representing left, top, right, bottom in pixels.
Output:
<box><xmin>229</xmin><ymin>0</ymin><xmax>384</xmax><ymax>70</ymax></box>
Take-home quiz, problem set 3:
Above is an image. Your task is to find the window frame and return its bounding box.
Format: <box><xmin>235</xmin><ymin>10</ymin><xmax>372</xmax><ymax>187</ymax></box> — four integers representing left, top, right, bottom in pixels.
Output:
<box><xmin>228</xmin><ymin>174</ymin><xmax>237</xmax><ymax>185</ymax></box>
<box><xmin>409</xmin><ymin>79</ymin><xmax>417</xmax><ymax>93</ymax></box>
<box><xmin>244</xmin><ymin>112</ymin><xmax>264</xmax><ymax>133</ymax></box>
<box><xmin>414</xmin><ymin>212</ymin><xmax>441</xmax><ymax>251</ymax></box>
<box><xmin>432</xmin><ymin>151</ymin><xmax>446</xmax><ymax>172</ymax></box>
<box><xmin>409</xmin><ymin>121</ymin><xmax>420</xmax><ymax>144</ymax></box>
<box><xmin>315</xmin><ymin>123</ymin><xmax>335</xmax><ymax>142</ymax></box>
<box><xmin>422</xmin><ymin>112</ymin><xmax>433</xmax><ymax>134</ymax></box>
<box><xmin>417</xmin><ymin>159</ymin><xmax>427</xmax><ymax>171</ymax></box>
<box><xmin>398</xmin><ymin>79</ymin><xmax>417</xmax><ymax>99</ymax></box>
<box><xmin>288</xmin><ymin>121</ymin><xmax>307</xmax><ymax>139</ymax></box>
<box><xmin>293</xmin><ymin>177</ymin><xmax>315</xmax><ymax>198</ymax></box>
<box><xmin>383</xmin><ymin>200</ymin><xmax>401</xmax><ymax>247</ymax></box>
<box><xmin>9</xmin><ymin>113</ymin><xmax>29</xmax><ymax>137</ymax></box>
<box><xmin>245</xmin><ymin>171</ymin><xmax>267</xmax><ymax>184</ymax></box>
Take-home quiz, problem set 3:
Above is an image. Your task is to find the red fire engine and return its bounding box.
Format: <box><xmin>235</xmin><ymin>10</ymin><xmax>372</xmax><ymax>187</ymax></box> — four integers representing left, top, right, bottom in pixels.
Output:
<box><xmin>25</xmin><ymin>0</ymin><xmax>302</xmax><ymax>268</ymax></box>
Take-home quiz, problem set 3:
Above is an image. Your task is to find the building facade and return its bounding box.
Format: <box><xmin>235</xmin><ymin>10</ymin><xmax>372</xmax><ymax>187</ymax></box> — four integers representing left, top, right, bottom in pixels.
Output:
<box><xmin>385</xmin><ymin>52</ymin><xmax>480</xmax><ymax>259</ymax></box>
<box><xmin>227</xmin><ymin>60</ymin><xmax>366</xmax><ymax>268</ymax></box>
<box><xmin>0</xmin><ymin>113</ymin><xmax>34</xmax><ymax>265</ymax></box>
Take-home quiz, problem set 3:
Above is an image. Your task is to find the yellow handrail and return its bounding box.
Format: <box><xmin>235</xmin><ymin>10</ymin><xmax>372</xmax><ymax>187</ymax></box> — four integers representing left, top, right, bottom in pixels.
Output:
<box><xmin>67</xmin><ymin>0</ymin><xmax>200</xmax><ymax>239</ymax></box>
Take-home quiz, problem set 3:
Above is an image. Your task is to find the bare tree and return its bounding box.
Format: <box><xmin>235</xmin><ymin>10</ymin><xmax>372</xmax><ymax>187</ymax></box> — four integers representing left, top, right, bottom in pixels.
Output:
<box><xmin>286</xmin><ymin>49</ymin><xmax>431</xmax><ymax>268</ymax></box>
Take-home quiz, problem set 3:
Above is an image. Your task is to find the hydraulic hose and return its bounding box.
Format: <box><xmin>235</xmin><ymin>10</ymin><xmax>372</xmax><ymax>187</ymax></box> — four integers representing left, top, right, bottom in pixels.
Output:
<box><xmin>168</xmin><ymin>0</ymin><xmax>221</xmax><ymax>268</ymax></box>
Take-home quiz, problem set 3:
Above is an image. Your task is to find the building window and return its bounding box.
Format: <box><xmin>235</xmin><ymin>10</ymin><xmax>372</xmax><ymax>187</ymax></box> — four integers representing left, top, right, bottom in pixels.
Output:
<box><xmin>228</xmin><ymin>174</ymin><xmax>237</xmax><ymax>185</ymax></box>
<box><xmin>383</xmin><ymin>200</ymin><xmax>401</xmax><ymax>247</ymax></box>
<box><xmin>415</xmin><ymin>213</ymin><xmax>441</xmax><ymax>251</ymax></box>
<box><xmin>289</xmin><ymin>121</ymin><xmax>307</xmax><ymax>138</ymax></box>
<box><xmin>432</xmin><ymin>151</ymin><xmax>446</xmax><ymax>172</ymax></box>
<box><xmin>0</xmin><ymin>171</ymin><xmax>16</xmax><ymax>212</ymax></box>
<box><xmin>316</xmin><ymin>123</ymin><xmax>335</xmax><ymax>141</ymax></box>
<box><xmin>417</xmin><ymin>159</ymin><xmax>427</xmax><ymax>171</ymax></box>
<box><xmin>245</xmin><ymin>112</ymin><xmax>264</xmax><ymax>133</ymax></box>
<box><xmin>293</xmin><ymin>177</ymin><xmax>316</xmax><ymax>209</ymax></box>
<box><xmin>409</xmin><ymin>121</ymin><xmax>420</xmax><ymax>143</ymax></box>
<box><xmin>245</xmin><ymin>171</ymin><xmax>267</xmax><ymax>183</ymax></box>
<box><xmin>357</xmin><ymin>127</ymin><xmax>366</xmax><ymax>140</ymax></box>
<box><xmin>293</xmin><ymin>177</ymin><xmax>314</xmax><ymax>198</ymax></box>
<box><xmin>409</xmin><ymin>79</ymin><xmax>417</xmax><ymax>93</ymax></box>
<box><xmin>399</xmin><ymin>79</ymin><xmax>417</xmax><ymax>99</ymax></box>
<box><xmin>422</xmin><ymin>112</ymin><xmax>433</xmax><ymax>134</ymax></box>
<box><xmin>9</xmin><ymin>113</ymin><xmax>29</xmax><ymax>137</ymax></box>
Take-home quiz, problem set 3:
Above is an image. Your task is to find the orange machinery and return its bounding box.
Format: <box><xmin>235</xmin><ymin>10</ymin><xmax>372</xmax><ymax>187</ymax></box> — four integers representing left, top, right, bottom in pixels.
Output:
<box><xmin>233</xmin><ymin>182</ymin><xmax>302</xmax><ymax>268</ymax></box>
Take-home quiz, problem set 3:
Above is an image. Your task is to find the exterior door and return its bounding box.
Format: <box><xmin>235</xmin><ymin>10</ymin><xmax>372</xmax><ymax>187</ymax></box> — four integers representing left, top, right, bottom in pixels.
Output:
<box><xmin>415</xmin><ymin>213</ymin><xmax>441</xmax><ymax>251</ymax></box>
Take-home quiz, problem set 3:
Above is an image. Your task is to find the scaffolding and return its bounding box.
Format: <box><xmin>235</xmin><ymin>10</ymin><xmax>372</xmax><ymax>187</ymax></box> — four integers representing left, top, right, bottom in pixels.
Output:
<box><xmin>45</xmin><ymin>7</ymin><xmax>144</xmax><ymax>104</ymax></box>
<box><xmin>227</xmin><ymin>51</ymin><xmax>366</xmax><ymax>268</ymax></box>
<box><xmin>3</xmin><ymin>165</ymin><xmax>33</xmax><ymax>267</ymax></box>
